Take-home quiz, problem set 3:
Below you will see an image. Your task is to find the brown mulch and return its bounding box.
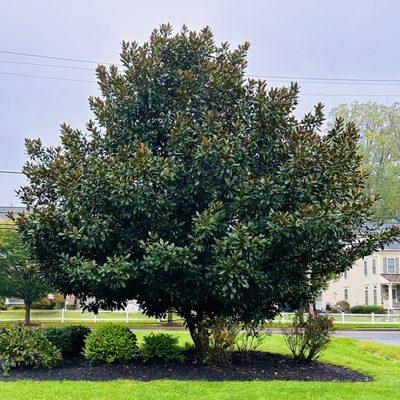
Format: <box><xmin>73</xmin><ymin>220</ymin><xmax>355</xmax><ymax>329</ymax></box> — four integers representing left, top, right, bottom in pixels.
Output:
<box><xmin>0</xmin><ymin>351</ymin><xmax>370</xmax><ymax>382</ymax></box>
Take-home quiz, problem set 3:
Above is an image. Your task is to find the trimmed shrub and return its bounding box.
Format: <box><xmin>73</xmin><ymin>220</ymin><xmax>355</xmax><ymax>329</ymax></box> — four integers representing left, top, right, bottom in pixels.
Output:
<box><xmin>0</xmin><ymin>324</ymin><xmax>61</xmax><ymax>374</ymax></box>
<box><xmin>335</xmin><ymin>300</ymin><xmax>351</xmax><ymax>313</ymax></box>
<box><xmin>7</xmin><ymin>304</ymin><xmax>25</xmax><ymax>310</ymax></box>
<box><xmin>32</xmin><ymin>297</ymin><xmax>54</xmax><ymax>310</ymax></box>
<box><xmin>283</xmin><ymin>313</ymin><xmax>334</xmax><ymax>363</ymax></box>
<box><xmin>350</xmin><ymin>305</ymin><xmax>385</xmax><ymax>314</ymax></box>
<box><xmin>84</xmin><ymin>324</ymin><xmax>137</xmax><ymax>363</ymax></box>
<box><xmin>142</xmin><ymin>333</ymin><xmax>184</xmax><ymax>363</ymax></box>
<box><xmin>43</xmin><ymin>325</ymin><xmax>91</xmax><ymax>357</ymax></box>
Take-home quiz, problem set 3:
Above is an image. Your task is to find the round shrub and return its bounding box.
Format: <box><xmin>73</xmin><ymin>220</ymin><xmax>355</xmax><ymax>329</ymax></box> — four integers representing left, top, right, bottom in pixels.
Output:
<box><xmin>32</xmin><ymin>297</ymin><xmax>54</xmax><ymax>310</ymax></box>
<box><xmin>43</xmin><ymin>325</ymin><xmax>91</xmax><ymax>357</ymax></box>
<box><xmin>84</xmin><ymin>324</ymin><xmax>137</xmax><ymax>363</ymax></box>
<box><xmin>0</xmin><ymin>324</ymin><xmax>61</xmax><ymax>374</ymax></box>
<box><xmin>141</xmin><ymin>333</ymin><xmax>184</xmax><ymax>363</ymax></box>
<box><xmin>350</xmin><ymin>305</ymin><xmax>385</xmax><ymax>314</ymax></box>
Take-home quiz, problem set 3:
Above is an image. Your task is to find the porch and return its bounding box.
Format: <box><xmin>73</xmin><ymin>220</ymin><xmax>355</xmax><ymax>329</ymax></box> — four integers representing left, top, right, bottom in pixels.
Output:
<box><xmin>381</xmin><ymin>277</ymin><xmax>400</xmax><ymax>310</ymax></box>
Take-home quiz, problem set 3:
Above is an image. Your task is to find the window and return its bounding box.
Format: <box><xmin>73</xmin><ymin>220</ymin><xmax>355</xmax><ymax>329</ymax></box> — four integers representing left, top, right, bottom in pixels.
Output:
<box><xmin>344</xmin><ymin>271</ymin><xmax>347</xmax><ymax>279</ymax></box>
<box><xmin>384</xmin><ymin>257</ymin><xmax>400</xmax><ymax>274</ymax></box>
<box><xmin>387</xmin><ymin>258</ymin><xmax>396</xmax><ymax>274</ymax></box>
<box><xmin>344</xmin><ymin>288</ymin><xmax>349</xmax><ymax>301</ymax></box>
<box><xmin>364</xmin><ymin>287</ymin><xmax>369</xmax><ymax>306</ymax></box>
<box><xmin>373</xmin><ymin>286</ymin><xmax>378</xmax><ymax>306</ymax></box>
<box><xmin>364</xmin><ymin>260</ymin><xmax>368</xmax><ymax>276</ymax></box>
<box><xmin>372</xmin><ymin>259</ymin><xmax>376</xmax><ymax>274</ymax></box>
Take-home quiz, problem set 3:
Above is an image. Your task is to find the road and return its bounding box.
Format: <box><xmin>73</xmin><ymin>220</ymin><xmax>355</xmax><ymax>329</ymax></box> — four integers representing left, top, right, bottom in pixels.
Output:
<box><xmin>335</xmin><ymin>330</ymin><xmax>400</xmax><ymax>345</ymax></box>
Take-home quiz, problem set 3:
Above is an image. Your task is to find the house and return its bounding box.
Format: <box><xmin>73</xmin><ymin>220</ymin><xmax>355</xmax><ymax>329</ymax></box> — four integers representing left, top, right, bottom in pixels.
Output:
<box><xmin>4</xmin><ymin>297</ymin><xmax>24</xmax><ymax>306</ymax></box>
<box><xmin>320</xmin><ymin>225</ymin><xmax>400</xmax><ymax>311</ymax></box>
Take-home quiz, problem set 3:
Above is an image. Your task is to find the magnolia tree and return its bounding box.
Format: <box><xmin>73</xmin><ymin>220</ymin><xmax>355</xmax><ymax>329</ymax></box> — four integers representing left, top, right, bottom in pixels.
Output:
<box><xmin>16</xmin><ymin>25</ymin><xmax>399</xmax><ymax>359</ymax></box>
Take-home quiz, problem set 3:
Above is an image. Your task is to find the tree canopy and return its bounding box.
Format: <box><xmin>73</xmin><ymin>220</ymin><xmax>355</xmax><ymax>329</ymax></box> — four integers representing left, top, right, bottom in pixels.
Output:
<box><xmin>331</xmin><ymin>102</ymin><xmax>400</xmax><ymax>222</ymax></box>
<box><xmin>16</xmin><ymin>25</ymin><xmax>399</xmax><ymax>357</ymax></box>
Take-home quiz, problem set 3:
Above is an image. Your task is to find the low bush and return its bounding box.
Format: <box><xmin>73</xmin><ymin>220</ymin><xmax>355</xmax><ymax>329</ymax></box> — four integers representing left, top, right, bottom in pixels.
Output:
<box><xmin>43</xmin><ymin>325</ymin><xmax>91</xmax><ymax>357</ymax></box>
<box><xmin>335</xmin><ymin>300</ymin><xmax>351</xmax><ymax>313</ymax></box>
<box><xmin>84</xmin><ymin>324</ymin><xmax>137</xmax><ymax>363</ymax></box>
<box><xmin>7</xmin><ymin>304</ymin><xmax>25</xmax><ymax>310</ymax></box>
<box><xmin>283</xmin><ymin>313</ymin><xmax>334</xmax><ymax>363</ymax></box>
<box><xmin>51</xmin><ymin>294</ymin><xmax>66</xmax><ymax>309</ymax></box>
<box><xmin>142</xmin><ymin>333</ymin><xmax>184</xmax><ymax>363</ymax></box>
<box><xmin>0</xmin><ymin>324</ymin><xmax>61</xmax><ymax>374</ymax></box>
<box><xmin>236</xmin><ymin>322</ymin><xmax>269</xmax><ymax>360</ymax></box>
<box><xmin>206</xmin><ymin>319</ymin><xmax>239</xmax><ymax>366</ymax></box>
<box><xmin>350</xmin><ymin>305</ymin><xmax>385</xmax><ymax>314</ymax></box>
<box><xmin>0</xmin><ymin>300</ymin><xmax>6</xmax><ymax>311</ymax></box>
<box><xmin>32</xmin><ymin>297</ymin><xmax>54</xmax><ymax>310</ymax></box>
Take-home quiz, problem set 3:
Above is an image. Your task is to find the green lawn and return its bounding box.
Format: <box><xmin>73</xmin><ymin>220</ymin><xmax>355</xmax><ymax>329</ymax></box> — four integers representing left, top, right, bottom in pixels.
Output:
<box><xmin>0</xmin><ymin>331</ymin><xmax>399</xmax><ymax>399</ymax></box>
<box><xmin>2</xmin><ymin>309</ymin><xmax>400</xmax><ymax>330</ymax></box>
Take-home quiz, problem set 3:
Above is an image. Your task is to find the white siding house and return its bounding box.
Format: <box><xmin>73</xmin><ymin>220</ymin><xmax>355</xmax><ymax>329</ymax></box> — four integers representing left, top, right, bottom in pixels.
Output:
<box><xmin>321</xmin><ymin>238</ymin><xmax>400</xmax><ymax>311</ymax></box>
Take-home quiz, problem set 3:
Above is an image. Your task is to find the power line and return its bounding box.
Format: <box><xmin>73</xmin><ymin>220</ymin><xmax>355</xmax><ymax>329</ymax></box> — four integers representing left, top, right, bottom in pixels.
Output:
<box><xmin>0</xmin><ymin>170</ymin><xmax>23</xmax><ymax>175</ymax></box>
<box><xmin>3</xmin><ymin>49</ymin><xmax>400</xmax><ymax>84</ymax></box>
<box><xmin>266</xmin><ymin>78</ymin><xmax>400</xmax><ymax>87</ymax></box>
<box><xmin>2</xmin><ymin>50</ymin><xmax>400</xmax><ymax>96</ymax></box>
<box><xmin>246</xmin><ymin>74</ymin><xmax>400</xmax><ymax>83</ymax></box>
<box><xmin>302</xmin><ymin>93</ymin><xmax>400</xmax><ymax>97</ymax></box>
<box><xmin>0</xmin><ymin>50</ymin><xmax>120</xmax><ymax>66</ymax></box>
<box><xmin>2</xmin><ymin>61</ymin><xmax>400</xmax><ymax>87</ymax></box>
<box><xmin>0</xmin><ymin>59</ymin><xmax>94</xmax><ymax>71</ymax></box>
<box><xmin>0</xmin><ymin>71</ymin><xmax>96</xmax><ymax>84</ymax></box>
<box><xmin>3</xmin><ymin>70</ymin><xmax>400</xmax><ymax>96</ymax></box>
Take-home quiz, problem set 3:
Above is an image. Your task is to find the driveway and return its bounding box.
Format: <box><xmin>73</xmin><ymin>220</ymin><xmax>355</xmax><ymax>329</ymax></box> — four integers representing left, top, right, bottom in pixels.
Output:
<box><xmin>335</xmin><ymin>330</ymin><xmax>400</xmax><ymax>345</ymax></box>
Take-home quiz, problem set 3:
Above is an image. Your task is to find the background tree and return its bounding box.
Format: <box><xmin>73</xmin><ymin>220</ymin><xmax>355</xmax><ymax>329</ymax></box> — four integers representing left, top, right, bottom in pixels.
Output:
<box><xmin>331</xmin><ymin>102</ymin><xmax>400</xmax><ymax>222</ymax></box>
<box><xmin>16</xmin><ymin>25</ymin><xmax>399</xmax><ymax>359</ymax></box>
<box><xmin>0</xmin><ymin>226</ymin><xmax>51</xmax><ymax>324</ymax></box>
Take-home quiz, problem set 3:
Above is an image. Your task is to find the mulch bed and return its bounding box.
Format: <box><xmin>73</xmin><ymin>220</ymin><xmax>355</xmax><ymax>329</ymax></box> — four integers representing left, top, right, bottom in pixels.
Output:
<box><xmin>0</xmin><ymin>351</ymin><xmax>370</xmax><ymax>382</ymax></box>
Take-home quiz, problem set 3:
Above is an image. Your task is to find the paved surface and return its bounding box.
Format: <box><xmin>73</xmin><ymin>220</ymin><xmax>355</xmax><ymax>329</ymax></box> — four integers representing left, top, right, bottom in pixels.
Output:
<box><xmin>335</xmin><ymin>330</ymin><xmax>400</xmax><ymax>345</ymax></box>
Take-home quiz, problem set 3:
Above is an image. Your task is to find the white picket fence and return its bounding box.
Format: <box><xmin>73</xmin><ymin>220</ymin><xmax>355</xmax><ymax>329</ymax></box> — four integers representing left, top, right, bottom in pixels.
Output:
<box><xmin>0</xmin><ymin>309</ymin><xmax>163</xmax><ymax>324</ymax></box>
<box><xmin>279</xmin><ymin>311</ymin><xmax>400</xmax><ymax>325</ymax></box>
<box><xmin>1</xmin><ymin>309</ymin><xmax>400</xmax><ymax>325</ymax></box>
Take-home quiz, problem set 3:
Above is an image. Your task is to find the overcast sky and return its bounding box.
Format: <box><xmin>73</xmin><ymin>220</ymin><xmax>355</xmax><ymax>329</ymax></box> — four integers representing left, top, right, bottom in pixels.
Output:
<box><xmin>1</xmin><ymin>0</ymin><xmax>400</xmax><ymax>205</ymax></box>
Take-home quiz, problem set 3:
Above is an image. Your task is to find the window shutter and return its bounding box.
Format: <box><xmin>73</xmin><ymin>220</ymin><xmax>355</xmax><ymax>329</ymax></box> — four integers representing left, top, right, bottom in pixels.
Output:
<box><xmin>383</xmin><ymin>257</ymin><xmax>387</xmax><ymax>273</ymax></box>
<box><xmin>396</xmin><ymin>258</ymin><xmax>399</xmax><ymax>274</ymax></box>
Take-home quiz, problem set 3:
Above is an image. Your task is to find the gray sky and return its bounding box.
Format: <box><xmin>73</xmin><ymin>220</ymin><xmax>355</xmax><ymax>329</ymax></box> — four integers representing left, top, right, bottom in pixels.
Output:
<box><xmin>1</xmin><ymin>0</ymin><xmax>400</xmax><ymax>205</ymax></box>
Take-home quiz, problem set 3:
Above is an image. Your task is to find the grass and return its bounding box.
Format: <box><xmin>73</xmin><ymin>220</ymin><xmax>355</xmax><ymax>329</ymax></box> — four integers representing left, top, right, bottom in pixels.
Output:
<box><xmin>1</xmin><ymin>331</ymin><xmax>400</xmax><ymax>399</ymax></box>
<box><xmin>2</xmin><ymin>310</ymin><xmax>400</xmax><ymax>330</ymax></box>
<box><xmin>0</xmin><ymin>310</ymin><xmax>184</xmax><ymax>329</ymax></box>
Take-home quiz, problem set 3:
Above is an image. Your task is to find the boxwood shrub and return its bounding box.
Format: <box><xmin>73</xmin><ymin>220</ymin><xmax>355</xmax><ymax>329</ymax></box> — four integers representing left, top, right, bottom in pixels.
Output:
<box><xmin>350</xmin><ymin>305</ymin><xmax>385</xmax><ymax>314</ymax></box>
<box><xmin>84</xmin><ymin>324</ymin><xmax>137</xmax><ymax>363</ymax></box>
<box><xmin>141</xmin><ymin>333</ymin><xmax>184</xmax><ymax>363</ymax></box>
<box><xmin>43</xmin><ymin>325</ymin><xmax>91</xmax><ymax>357</ymax></box>
<box><xmin>0</xmin><ymin>324</ymin><xmax>61</xmax><ymax>374</ymax></box>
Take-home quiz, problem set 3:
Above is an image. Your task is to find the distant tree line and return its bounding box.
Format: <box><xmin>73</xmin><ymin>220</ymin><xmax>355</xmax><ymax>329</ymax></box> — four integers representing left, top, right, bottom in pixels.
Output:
<box><xmin>331</xmin><ymin>102</ymin><xmax>400</xmax><ymax>223</ymax></box>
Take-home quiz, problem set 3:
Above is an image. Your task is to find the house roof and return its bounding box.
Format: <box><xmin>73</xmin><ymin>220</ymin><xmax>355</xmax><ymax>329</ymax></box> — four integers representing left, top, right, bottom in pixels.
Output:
<box><xmin>381</xmin><ymin>223</ymin><xmax>400</xmax><ymax>250</ymax></box>
<box><xmin>381</xmin><ymin>274</ymin><xmax>400</xmax><ymax>282</ymax></box>
<box><xmin>366</xmin><ymin>222</ymin><xmax>400</xmax><ymax>251</ymax></box>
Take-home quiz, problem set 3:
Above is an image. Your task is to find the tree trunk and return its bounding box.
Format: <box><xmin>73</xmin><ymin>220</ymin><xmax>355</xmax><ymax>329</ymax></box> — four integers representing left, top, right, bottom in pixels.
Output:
<box><xmin>187</xmin><ymin>320</ymin><xmax>210</xmax><ymax>362</ymax></box>
<box><xmin>296</xmin><ymin>308</ymin><xmax>305</xmax><ymax>325</ymax></box>
<box><xmin>24</xmin><ymin>300</ymin><xmax>32</xmax><ymax>325</ymax></box>
<box><xmin>167</xmin><ymin>310</ymin><xmax>173</xmax><ymax>325</ymax></box>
